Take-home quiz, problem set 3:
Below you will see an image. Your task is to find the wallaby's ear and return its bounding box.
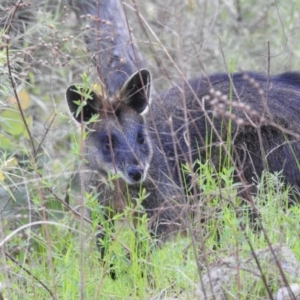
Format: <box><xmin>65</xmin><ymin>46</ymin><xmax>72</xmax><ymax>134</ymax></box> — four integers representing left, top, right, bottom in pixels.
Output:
<box><xmin>66</xmin><ymin>85</ymin><xmax>101</xmax><ymax>123</ymax></box>
<box><xmin>120</xmin><ymin>69</ymin><xmax>151</xmax><ymax>114</ymax></box>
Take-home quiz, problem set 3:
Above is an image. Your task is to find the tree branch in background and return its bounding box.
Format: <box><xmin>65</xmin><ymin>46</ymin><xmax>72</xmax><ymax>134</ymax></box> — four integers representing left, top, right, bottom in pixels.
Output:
<box><xmin>75</xmin><ymin>0</ymin><xmax>146</xmax><ymax>96</ymax></box>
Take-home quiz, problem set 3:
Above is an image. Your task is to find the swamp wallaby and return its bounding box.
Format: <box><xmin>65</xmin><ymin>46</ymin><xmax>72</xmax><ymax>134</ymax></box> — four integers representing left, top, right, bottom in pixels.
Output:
<box><xmin>66</xmin><ymin>69</ymin><xmax>300</xmax><ymax>257</ymax></box>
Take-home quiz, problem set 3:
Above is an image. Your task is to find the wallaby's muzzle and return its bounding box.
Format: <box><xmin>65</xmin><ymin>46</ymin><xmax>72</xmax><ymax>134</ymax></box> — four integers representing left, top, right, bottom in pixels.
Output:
<box><xmin>127</xmin><ymin>165</ymin><xmax>144</xmax><ymax>183</ymax></box>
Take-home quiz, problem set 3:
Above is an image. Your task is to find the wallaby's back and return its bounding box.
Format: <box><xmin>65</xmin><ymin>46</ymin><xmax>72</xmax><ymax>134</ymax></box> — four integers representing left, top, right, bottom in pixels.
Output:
<box><xmin>149</xmin><ymin>71</ymin><xmax>300</xmax><ymax>191</ymax></box>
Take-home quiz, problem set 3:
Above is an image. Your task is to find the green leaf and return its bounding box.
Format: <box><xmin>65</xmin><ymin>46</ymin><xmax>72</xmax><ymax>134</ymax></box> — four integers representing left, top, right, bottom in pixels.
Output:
<box><xmin>1</xmin><ymin>109</ymin><xmax>32</xmax><ymax>139</ymax></box>
<box><xmin>1</xmin><ymin>110</ymin><xmax>25</xmax><ymax>135</ymax></box>
<box><xmin>0</xmin><ymin>133</ymin><xmax>12</xmax><ymax>150</ymax></box>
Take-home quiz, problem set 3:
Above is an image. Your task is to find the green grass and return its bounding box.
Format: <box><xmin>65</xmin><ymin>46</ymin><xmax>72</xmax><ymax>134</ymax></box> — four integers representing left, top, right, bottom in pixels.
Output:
<box><xmin>1</xmin><ymin>165</ymin><xmax>300</xmax><ymax>299</ymax></box>
<box><xmin>2</xmin><ymin>0</ymin><xmax>300</xmax><ymax>299</ymax></box>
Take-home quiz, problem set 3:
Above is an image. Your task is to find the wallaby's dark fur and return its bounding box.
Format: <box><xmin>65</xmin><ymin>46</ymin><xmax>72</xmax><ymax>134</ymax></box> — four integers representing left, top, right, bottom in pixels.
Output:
<box><xmin>153</xmin><ymin>71</ymin><xmax>300</xmax><ymax>189</ymax></box>
<box><xmin>67</xmin><ymin>70</ymin><xmax>184</xmax><ymax>241</ymax></box>
<box><xmin>66</xmin><ymin>69</ymin><xmax>300</xmax><ymax>262</ymax></box>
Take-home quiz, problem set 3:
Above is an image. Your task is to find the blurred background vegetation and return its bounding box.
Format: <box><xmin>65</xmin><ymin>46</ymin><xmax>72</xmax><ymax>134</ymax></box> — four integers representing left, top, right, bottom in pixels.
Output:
<box><xmin>1</xmin><ymin>0</ymin><xmax>300</xmax><ymax>298</ymax></box>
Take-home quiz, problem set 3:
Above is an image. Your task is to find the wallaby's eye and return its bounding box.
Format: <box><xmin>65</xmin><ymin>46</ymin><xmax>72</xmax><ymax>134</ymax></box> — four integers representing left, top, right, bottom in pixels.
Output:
<box><xmin>102</xmin><ymin>136</ymin><xmax>114</xmax><ymax>151</ymax></box>
<box><xmin>104</xmin><ymin>142</ymin><xmax>110</xmax><ymax>150</ymax></box>
<box><xmin>137</xmin><ymin>133</ymin><xmax>144</xmax><ymax>144</ymax></box>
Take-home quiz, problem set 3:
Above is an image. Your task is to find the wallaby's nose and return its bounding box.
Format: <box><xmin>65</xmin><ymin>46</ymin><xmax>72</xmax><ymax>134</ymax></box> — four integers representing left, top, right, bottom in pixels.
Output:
<box><xmin>127</xmin><ymin>166</ymin><xmax>144</xmax><ymax>182</ymax></box>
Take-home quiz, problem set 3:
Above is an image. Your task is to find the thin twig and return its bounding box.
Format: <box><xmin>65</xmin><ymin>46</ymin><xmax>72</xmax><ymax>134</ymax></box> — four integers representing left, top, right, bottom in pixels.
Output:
<box><xmin>4</xmin><ymin>1</ymin><xmax>37</xmax><ymax>158</ymax></box>
<box><xmin>4</xmin><ymin>252</ymin><xmax>56</xmax><ymax>300</ymax></box>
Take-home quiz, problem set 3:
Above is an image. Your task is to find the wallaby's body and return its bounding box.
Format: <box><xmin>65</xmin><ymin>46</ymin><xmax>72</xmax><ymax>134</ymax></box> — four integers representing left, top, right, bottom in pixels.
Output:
<box><xmin>151</xmin><ymin>72</ymin><xmax>300</xmax><ymax>190</ymax></box>
<box><xmin>67</xmin><ymin>70</ymin><xmax>300</xmax><ymax>249</ymax></box>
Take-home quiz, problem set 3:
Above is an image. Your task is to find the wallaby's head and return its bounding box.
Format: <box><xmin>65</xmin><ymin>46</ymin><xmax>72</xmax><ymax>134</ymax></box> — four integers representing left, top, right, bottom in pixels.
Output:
<box><xmin>66</xmin><ymin>69</ymin><xmax>152</xmax><ymax>185</ymax></box>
